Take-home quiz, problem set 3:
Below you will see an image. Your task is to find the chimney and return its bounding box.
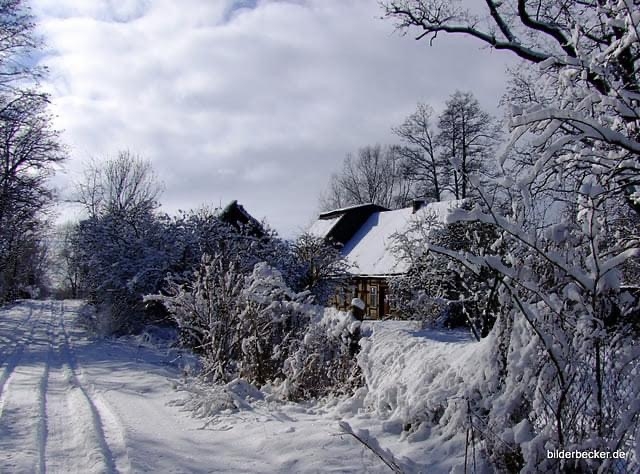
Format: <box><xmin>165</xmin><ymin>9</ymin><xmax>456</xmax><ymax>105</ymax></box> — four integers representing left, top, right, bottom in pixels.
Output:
<box><xmin>411</xmin><ymin>199</ymin><xmax>425</xmax><ymax>213</ymax></box>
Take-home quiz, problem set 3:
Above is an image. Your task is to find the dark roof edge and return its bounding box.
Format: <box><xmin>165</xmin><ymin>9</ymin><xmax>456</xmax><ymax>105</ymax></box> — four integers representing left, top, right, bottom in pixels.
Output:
<box><xmin>350</xmin><ymin>273</ymin><xmax>405</xmax><ymax>278</ymax></box>
<box><xmin>319</xmin><ymin>203</ymin><xmax>389</xmax><ymax>220</ymax></box>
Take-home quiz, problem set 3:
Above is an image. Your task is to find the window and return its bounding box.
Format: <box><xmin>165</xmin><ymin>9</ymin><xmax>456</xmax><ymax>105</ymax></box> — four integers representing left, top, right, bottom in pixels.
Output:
<box><xmin>369</xmin><ymin>285</ymin><xmax>378</xmax><ymax>308</ymax></box>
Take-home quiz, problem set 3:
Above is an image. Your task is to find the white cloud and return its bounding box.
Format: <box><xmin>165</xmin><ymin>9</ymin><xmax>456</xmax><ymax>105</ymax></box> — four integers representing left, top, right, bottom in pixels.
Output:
<box><xmin>35</xmin><ymin>0</ymin><xmax>516</xmax><ymax>237</ymax></box>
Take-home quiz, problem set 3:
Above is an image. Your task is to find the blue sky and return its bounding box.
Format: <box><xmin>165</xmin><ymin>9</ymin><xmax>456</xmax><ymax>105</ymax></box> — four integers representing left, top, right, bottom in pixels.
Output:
<box><xmin>224</xmin><ymin>0</ymin><xmax>259</xmax><ymax>21</ymax></box>
<box><xmin>32</xmin><ymin>0</ymin><xmax>515</xmax><ymax>237</ymax></box>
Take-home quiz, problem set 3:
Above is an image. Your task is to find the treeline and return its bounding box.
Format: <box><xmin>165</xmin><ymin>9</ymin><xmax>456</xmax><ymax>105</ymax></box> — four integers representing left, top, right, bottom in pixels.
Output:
<box><xmin>0</xmin><ymin>1</ymin><xmax>65</xmax><ymax>302</ymax></box>
<box><xmin>57</xmin><ymin>151</ymin><xmax>348</xmax><ymax>334</ymax></box>
<box><xmin>322</xmin><ymin>91</ymin><xmax>500</xmax><ymax>211</ymax></box>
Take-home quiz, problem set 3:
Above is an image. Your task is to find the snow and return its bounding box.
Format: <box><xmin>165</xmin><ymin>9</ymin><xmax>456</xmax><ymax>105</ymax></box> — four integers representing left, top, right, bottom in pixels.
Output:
<box><xmin>0</xmin><ymin>299</ymin><xmax>485</xmax><ymax>473</ymax></box>
<box><xmin>341</xmin><ymin>201</ymin><xmax>458</xmax><ymax>276</ymax></box>
<box><xmin>307</xmin><ymin>215</ymin><xmax>341</xmax><ymax>239</ymax></box>
<box><xmin>341</xmin><ymin>320</ymin><xmax>489</xmax><ymax>473</ymax></box>
<box><xmin>357</xmin><ymin>320</ymin><xmax>479</xmax><ymax>427</ymax></box>
<box><xmin>351</xmin><ymin>297</ymin><xmax>365</xmax><ymax>311</ymax></box>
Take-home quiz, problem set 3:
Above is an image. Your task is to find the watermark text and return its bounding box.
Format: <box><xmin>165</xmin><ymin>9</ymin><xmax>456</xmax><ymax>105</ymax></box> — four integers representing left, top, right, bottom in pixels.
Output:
<box><xmin>547</xmin><ymin>449</ymin><xmax>627</xmax><ymax>460</ymax></box>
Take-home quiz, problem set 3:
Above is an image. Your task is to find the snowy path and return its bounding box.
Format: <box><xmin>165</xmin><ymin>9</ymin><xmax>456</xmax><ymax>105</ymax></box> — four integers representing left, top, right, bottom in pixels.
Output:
<box><xmin>0</xmin><ymin>300</ymin><xmax>406</xmax><ymax>473</ymax></box>
<box><xmin>0</xmin><ymin>301</ymin><xmax>126</xmax><ymax>473</ymax></box>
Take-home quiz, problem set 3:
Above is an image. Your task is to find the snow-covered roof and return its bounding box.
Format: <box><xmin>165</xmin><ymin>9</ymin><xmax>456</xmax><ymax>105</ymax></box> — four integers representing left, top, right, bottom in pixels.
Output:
<box><xmin>307</xmin><ymin>216</ymin><xmax>341</xmax><ymax>240</ymax></box>
<box><xmin>342</xmin><ymin>201</ymin><xmax>458</xmax><ymax>276</ymax></box>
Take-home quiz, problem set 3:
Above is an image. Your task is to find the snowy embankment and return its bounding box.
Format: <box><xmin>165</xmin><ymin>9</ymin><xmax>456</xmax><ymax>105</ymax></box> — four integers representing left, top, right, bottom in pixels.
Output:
<box><xmin>358</xmin><ymin>321</ymin><xmax>480</xmax><ymax>429</ymax></box>
<box><xmin>0</xmin><ymin>300</ymin><xmax>483</xmax><ymax>473</ymax></box>
<box><xmin>336</xmin><ymin>321</ymin><xmax>488</xmax><ymax>473</ymax></box>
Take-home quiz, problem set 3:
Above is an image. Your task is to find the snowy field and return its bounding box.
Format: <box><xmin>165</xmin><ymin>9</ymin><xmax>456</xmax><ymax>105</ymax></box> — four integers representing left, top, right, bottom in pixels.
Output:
<box><xmin>0</xmin><ymin>300</ymin><xmax>478</xmax><ymax>473</ymax></box>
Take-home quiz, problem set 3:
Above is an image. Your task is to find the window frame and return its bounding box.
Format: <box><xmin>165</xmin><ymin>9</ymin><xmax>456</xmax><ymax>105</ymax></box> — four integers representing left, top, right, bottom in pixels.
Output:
<box><xmin>369</xmin><ymin>284</ymin><xmax>378</xmax><ymax>308</ymax></box>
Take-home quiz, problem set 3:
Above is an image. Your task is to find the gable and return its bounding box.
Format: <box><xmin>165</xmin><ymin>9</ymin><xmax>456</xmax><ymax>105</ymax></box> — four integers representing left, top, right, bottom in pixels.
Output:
<box><xmin>308</xmin><ymin>215</ymin><xmax>341</xmax><ymax>240</ymax></box>
<box><xmin>308</xmin><ymin>203</ymin><xmax>388</xmax><ymax>246</ymax></box>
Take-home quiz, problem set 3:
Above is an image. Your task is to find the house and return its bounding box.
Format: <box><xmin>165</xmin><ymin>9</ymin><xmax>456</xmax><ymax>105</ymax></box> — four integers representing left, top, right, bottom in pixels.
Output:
<box><xmin>308</xmin><ymin>200</ymin><xmax>458</xmax><ymax>319</ymax></box>
<box><xmin>218</xmin><ymin>200</ymin><xmax>265</xmax><ymax>237</ymax></box>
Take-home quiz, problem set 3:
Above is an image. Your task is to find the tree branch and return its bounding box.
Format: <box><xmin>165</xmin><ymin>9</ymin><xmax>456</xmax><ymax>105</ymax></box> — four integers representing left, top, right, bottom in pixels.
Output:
<box><xmin>485</xmin><ymin>0</ymin><xmax>517</xmax><ymax>43</ymax></box>
<box><xmin>385</xmin><ymin>5</ymin><xmax>550</xmax><ymax>63</ymax></box>
<box><xmin>516</xmin><ymin>0</ymin><xmax>577</xmax><ymax>58</ymax></box>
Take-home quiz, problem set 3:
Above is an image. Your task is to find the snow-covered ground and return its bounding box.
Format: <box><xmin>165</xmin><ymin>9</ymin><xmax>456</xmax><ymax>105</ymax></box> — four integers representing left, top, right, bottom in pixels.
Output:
<box><xmin>0</xmin><ymin>300</ymin><xmax>479</xmax><ymax>473</ymax></box>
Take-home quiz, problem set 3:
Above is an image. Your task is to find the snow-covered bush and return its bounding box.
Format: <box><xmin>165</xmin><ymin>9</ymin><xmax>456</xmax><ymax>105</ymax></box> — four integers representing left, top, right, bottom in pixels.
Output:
<box><xmin>151</xmin><ymin>251</ymin><xmax>365</xmax><ymax>401</ymax></box>
<box><xmin>170</xmin><ymin>378</ymin><xmax>265</xmax><ymax>419</ymax></box>
<box><xmin>350</xmin><ymin>320</ymin><xmax>517</xmax><ymax>472</ymax></box>
<box><xmin>166</xmin><ymin>206</ymin><xmax>267</xmax><ymax>279</ymax></box>
<box><xmin>149</xmin><ymin>253</ymin><xmax>246</xmax><ymax>381</ymax></box>
<box><xmin>72</xmin><ymin>199</ymin><xmax>298</xmax><ymax>336</ymax></box>
<box><xmin>404</xmin><ymin>133</ymin><xmax>640</xmax><ymax>472</ymax></box>
<box><xmin>390</xmin><ymin>209</ymin><xmax>502</xmax><ymax>339</ymax></box>
<box><xmin>279</xmin><ymin>307</ymin><xmax>363</xmax><ymax>400</ymax></box>
<box><xmin>72</xmin><ymin>212</ymin><xmax>177</xmax><ymax>335</ymax></box>
<box><xmin>149</xmin><ymin>255</ymin><xmax>317</xmax><ymax>386</ymax></box>
<box><xmin>237</xmin><ymin>262</ymin><xmax>315</xmax><ymax>385</ymax></box>
<box><xmin>383</xmin><ymin>159</ymin><xmax>640</xmax><ymax>472</ymax></box>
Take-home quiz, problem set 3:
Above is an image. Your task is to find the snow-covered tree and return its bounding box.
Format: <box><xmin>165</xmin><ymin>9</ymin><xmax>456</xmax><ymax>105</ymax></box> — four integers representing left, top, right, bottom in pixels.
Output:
<box><xmin>383</xmin><ymin>0</ymin><xmax>640</xmax><ymax>470</ymax></box>
<box><xmin>289</xmin><ymin>232</ymin><xmax>350</xmax><ymax>305</ymax></box>
<box><xmin>71</xmin><ymin>154</ymin><xmax>176</xmax><ymax>333</ymax></box>
<box><xmin>383</xmin><ymin>0</ymin><xmax>640</xmax><ymax>214</ymax></box>
<box><xmin>390</xmin><ymin>206</ymin><xmax>502</xmax><ymax>339</ymax></box>
<box><xmin>72</xmin><ymin>211</ymin><xmax>177</xmax><ymax>334</ymax></box>
<box><xmin>73</xmin><ymin>173</ymin><xmax>305</xmax><ymax>336</ymax></box>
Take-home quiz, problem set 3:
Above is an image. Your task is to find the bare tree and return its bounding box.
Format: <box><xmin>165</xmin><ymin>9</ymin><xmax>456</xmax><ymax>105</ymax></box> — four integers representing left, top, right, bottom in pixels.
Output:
<box><xmin>0</xmin><ymin>93</ymin><xmax>65</xmax><ymax>301</ymax></box>
<box><xmin>321</xmin><ymin>144</ymin><xmax>413</xmax><ymax>210</ymax></box>
<box><xmin>0</xmin><ymin>1</ymin><xmax>66</xmax><ymax>301</ymax></box>
<box><xmin>76</xmin><ymin>150</ymin><xmax>163</xmax><ymax>223</ymax></box>
<box><xmin>383</xmin><ymin>0</ymin><xmax>583</xmax><ymax>64</ymax></box>
<box><xmin>436</xmin><ymin>91</ymin><xmax>498</xmax><ymax>200</ymax></box>
<box><xmin>393</xmin><ymin>102</ymin><xmax>446</xmax><ymax>201</ymax></box>
<box><xmin>0</xmin><ymin>0</ymin><xmax>45</xmax><ymax>89</ymax></box>
<box><xmin>0</xmin><ymin>93</ymin><xmax>64</xmax><ymax>222</ymax></box>
<box><xmin>50</xmin><ymin>222</ymin><xmax>84</xmax><ymax>298</ymax></box>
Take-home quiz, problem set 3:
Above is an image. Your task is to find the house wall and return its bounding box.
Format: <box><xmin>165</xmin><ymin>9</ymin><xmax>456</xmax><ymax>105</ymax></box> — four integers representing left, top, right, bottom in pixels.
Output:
<box><xmin>331</xmin><ymin>276</ymin><xmax>390</xmax><ymax>320</ymax></box>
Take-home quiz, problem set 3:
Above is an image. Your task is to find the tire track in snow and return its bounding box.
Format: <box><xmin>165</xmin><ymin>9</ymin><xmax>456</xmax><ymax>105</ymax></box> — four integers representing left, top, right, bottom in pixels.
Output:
<box><xmin>53</xmin><ymin>302</ymin><xmax>130</xmax><ymax>473</ymax></box>
<box><xmin>36</xmin><ymin>302</ymin><xmax>54</xmax><ymax>474</ymax></box>
<box><xmin>0</xmin><ymin>304</ymin><xmax>34</xmax><ymax>412</ymax></box>
<box><xmin>0</xmin><ymin>301</ymin><xmax>42</xmax><ymax>421</ymax></box>
<box><xmin>0</xmin><ymin>301</ymin><xmax>52</xmax><ymax>472</ymax></box>
<box><xmin>44</xmin><ymin>300</ymin><xmax>112</xmax><ymax>473</ymax></box>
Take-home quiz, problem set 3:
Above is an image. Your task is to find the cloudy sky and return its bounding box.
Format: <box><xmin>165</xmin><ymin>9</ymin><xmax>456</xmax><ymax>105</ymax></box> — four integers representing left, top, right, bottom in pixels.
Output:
<box><xmin>33</xmin><ymin>0</ymin><xmax>515</xmax><ymax>237</ymax></box>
